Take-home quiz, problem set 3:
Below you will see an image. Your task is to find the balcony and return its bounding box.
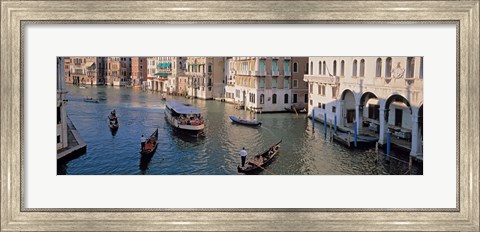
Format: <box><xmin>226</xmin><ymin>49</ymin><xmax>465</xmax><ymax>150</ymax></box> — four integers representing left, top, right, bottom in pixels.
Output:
<box><xmin>284</xmin><ymin>70</ymin><xmax>291</xmax><ymax>76</ymax></box>
<box><xmin>272</xmin><ymin>70</ymin><xmax>279</xmax><ymax>76</ymax></box>
<box><xmin>303</xmin><ymin>74</ymin><xmax>339</xmax><ymax>85</ymax></box>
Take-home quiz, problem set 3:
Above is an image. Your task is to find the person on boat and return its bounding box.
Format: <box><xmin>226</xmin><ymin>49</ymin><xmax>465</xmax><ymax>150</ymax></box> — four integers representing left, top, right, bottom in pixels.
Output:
<box><xmin>239</xmin><ymin>147</ymin><xmax>247</xmax><ymax>167</ymax></box>
<box><xmin>140</xmin><ymin>134</ymin><xmax>146</xmax><ymax>150</ymax></box>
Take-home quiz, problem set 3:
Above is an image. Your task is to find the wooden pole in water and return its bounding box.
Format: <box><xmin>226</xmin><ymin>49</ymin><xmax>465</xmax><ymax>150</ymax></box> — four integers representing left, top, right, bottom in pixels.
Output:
<box><xmin>334</xmin><ymin>115</ymin><xmax>337</xmax><ymax>134</ymax></box>
<box><xmin>409</xmin><ymin>155</ymin><xmax>412</xmax><ymax>175</ymax></box>
<box><xmin>324</xmin><ymin>112</ymin><xmax>327</xmax><ymax>138</ymax></box>
<box><xmin>312</xmin><ymin>109</ymin><xmax>315</xmax><ymax>131</ymax></box>
<box><xmin>386</xmin><ymin>131</ymin><xmax>391</xmax><ymax>161</ymax></box>
<box><xmin>353</xmin><ymin>121</ymin><xmax>358</xmax><ymax>147</ymax></box>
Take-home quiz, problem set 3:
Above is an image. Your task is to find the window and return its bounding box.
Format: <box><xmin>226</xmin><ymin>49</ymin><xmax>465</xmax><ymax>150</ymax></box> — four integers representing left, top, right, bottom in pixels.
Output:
<box><xmin>305</xmin><ymin>94</ymin><xmax>308</xmax><ymax>103</ymax></box>
<box><xmin>272</xmin><ymin>94</ymin><xmax>277</xmax><ymax>104</ymax></box>
<box><xmin>332</xmin><ymin>106</ymin><xmax>336</xmax><ymax>113</ymax></box>
<box><xmin>332</xmin><ymin>86</ymin><xmax>338</xmax><ymax>98</ymax></box>
<box><xmin>309</xmin><ymin>83</ymin><xmax>313</xmax><ymax>94</ymax></box>
<box><xmin>407</xmin><ymin>57</ymin><xmax>415</xmax><ymax>78</ymax></box>
<box><xmin>376</xmin><ymin>58</ymin><xmax>382</xmax><ymax>77</ymax></box>
<box><xmin>293</xmin><ymin>80</ymin><xmax>298</xmax><ymax>88</ymax></box>
<box><xmin>333</xmin><ymin>61</ymin><xmax>337</xmax><ymax>76</ymax></box>
<box><xmin>341</xmin><ymin>60</ymin><xmax>345</xmax><ymax>76</ymax></box>
<box><xmin>360</xmin><ymin>59</ymin><xmax>365</xmax><ymax>77</ymax></box>
<box><xmin>305</xmin><ymin>63</ymin><xmax>309</xmax><ymax>74</ymax></box>
<box><xmin>284</xmin><ymin>61</ymin><xmax>290</xmax><ymax>74</ymax></box>
<box><xmin>385</xmin><ymin>57</ymin><xmax>392</xmax><ymax>77</ymax></box>
<box><xmin>259</xmin><ymin>78</ymin><xmax>265</xmax><ymax>88</ymax></box>
<box><xmin>272</xmin><ymin>60</ymin><xmax>278</xmax><ymax>72</ymax></box>
<box><xmin>322</xmin><ymin>104</ymin><xmax>325</xmax><ymax>109</ymax></box>
<box><xmin>260</xmin><ymin>94</ymin><xmax>265</xmax><ymax>104</ymax></box>
<box><xmin>272</xmin><ymin>77</ymin><xmax>277</xmax><ymax>88</ymax></box>
<box><xmin>293</xmin><ymin>62</ymin><xmax>298</xmax><ymax>73</ymax></box>
<box><xmin>57</xmin><ymin>135</ymin><xmax>61</xmax><ymax>144</ymax></box>
<box><xmin>284</xmin><ymin>78</ymin><xmax>290</xmax><ymax>88</ymax></box>
<box><xmin>293</xmin><ymin>94</ymin><xmax>298</xmax><ymax>103</ymax></box>
<box><xmin>318</xmin><ymin>102</ymin><xmax>322</xmax><ymax>108</ymax></box>
<box><xmin>419</xmin><ymin>57</ymin><xmax>423</xmax><ymax>79</ymax></box>
<box><xmin>323</xmin><ymin>61</ymin><xmax>326</xmax><ymax>75</ymax></box>
<box><xmin>310</xmin><ymin>62</ymin><xmax>313</xmax><ymax>74</ymax></box>
<box><xmin>310</xmin><ymin>99</ymin><xmax>313</xmax><ymax>105</ymax></box>
<box><xmin>284</xmin><ymin>94</ymin><xmax>289</xmax><ymax>104</ymax></box>
<box><xmin>318</xmin><ymin>61</ymin><xmax>322</xmax><ymax>75</ymax></box>
<box><xmin>352</xmin><ymin>60</ymin><xmax>358</xmax><ymax>77</ymax></box>
<box><xmin>57</xmin><ymin>107</ymin><xmax>61</xmax><ymax>124</ymax></box>
<box><xmin>208</xmin><ymin>64</ymin><xmax>212</xmax><ymax>73</ymax></box>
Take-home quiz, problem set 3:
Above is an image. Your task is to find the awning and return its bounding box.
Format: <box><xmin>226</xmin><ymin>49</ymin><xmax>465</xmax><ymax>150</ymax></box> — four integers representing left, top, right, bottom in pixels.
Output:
<box><xmin>366</xmin><ymin>98</ymin><xmax>379</xmax><ymax>105</ymax></box>
<box><xmin>85</xmin><ymin>62</ymin><xmax>95</xmax><ymax>67</ymax></box>
<box><xmin>154</xmin><ymin>72</ymin><xmax>169</xmax><ymax>77</ymax></box>
<box><xmin>157</xmin><ymin>63</ymin><xmax>172</xmax><ymax>68</ymax></box>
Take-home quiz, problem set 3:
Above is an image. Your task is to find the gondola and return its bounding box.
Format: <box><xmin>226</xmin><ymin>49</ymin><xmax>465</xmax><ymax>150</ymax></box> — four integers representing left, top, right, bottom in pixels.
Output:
<box><xmin>83</xmin><ymin>97</ymin><xmax>99</xmax><ymax>103</ymax></box>
<box><xmin>229</xmin><ymin>116</ymin><xmax>262</xmax><ymax>127</ymax></box>
<box><xmin>140</xmin><ymin>128</ymin><xmax>159</xmax><ymax>155</ymax></box>
<box><xmin>237</xmin><ymin>140</ymin><xmax>282</xmax><ymax>174</ymax></box>
<box><xmin>284</xmin><ymin>107</ymin><xmax>307</xmax><ymax>114</ymax></box>
<box><xmin>108</xmin><ymin>111</ymin><xmax>119</xmax><ymax>130</ymax></box>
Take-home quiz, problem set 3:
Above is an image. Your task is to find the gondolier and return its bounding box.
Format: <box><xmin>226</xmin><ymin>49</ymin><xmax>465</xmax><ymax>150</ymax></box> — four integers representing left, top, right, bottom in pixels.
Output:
<box><xmin>140</xmin><ymin>134</ymin><xmax>146</xmax><ymax>150</ymax></box>
<box><xmin>239</xmin><ymin>147</ymin><xmax>247</xmax><ymax>167</ymax></box>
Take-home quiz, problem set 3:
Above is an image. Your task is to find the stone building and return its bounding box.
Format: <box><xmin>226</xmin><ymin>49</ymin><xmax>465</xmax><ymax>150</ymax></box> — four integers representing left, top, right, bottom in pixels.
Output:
<box><xmin>186</xmin><ymin>57</ymin><xmax>225</xmax><ymax>99</ymax></box>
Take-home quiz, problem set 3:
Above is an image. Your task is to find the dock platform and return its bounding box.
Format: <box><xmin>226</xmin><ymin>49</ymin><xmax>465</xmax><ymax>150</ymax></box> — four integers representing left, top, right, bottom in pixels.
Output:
<box><xmin>57</xmin><ymin>117</ymin><xmax>86</xmax><ymax>160</ymax></box>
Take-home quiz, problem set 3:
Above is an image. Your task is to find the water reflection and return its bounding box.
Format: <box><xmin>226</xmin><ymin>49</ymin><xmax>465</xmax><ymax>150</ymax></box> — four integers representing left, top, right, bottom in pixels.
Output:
<box><xmin>59</xmin><ymin>85</ymin><xmax>422</xmax><ymax>175</ymax></box>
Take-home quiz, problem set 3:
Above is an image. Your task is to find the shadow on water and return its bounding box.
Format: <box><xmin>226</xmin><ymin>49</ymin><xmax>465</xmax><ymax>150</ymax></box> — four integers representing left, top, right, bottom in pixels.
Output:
<box><xmin>139</xmin><ymin>152</ymin><xmax>155</xmax><ymax>175</ymax></box>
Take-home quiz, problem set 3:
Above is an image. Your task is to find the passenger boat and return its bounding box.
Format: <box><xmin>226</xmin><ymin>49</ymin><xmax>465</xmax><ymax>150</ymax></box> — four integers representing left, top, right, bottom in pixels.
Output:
<box><xmin>140</xmin><ymin>128</ymin><xmax>159</xmax><ymax>155</ymax></box>
<box><xmin>164</xmin><ymin>101</ymin><xmax>205</xmax><ymax>132</ymax></box>
<box><xmin>237</xmin><ymin>140</ymin><xmax>282</xmax><ymax>174</ymax></box>
<box><xmin>83</xmin><ymin>97</ymin><xmax>99</xmax><ymax>103</ymax></box>
<box><xmin>229</xmin><ymin>116</ymin><xmax>262</xmax><ymax>127</ymax></box>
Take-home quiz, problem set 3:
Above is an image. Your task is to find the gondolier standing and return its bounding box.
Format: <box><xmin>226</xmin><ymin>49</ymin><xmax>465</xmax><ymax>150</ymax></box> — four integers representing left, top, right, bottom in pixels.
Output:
<box><xmin>239</xmin><ymin>147</ymin><xmax>248</xmax><ymax>167</ymax></box>
<box><xmin>140</xmin><ymin>134</ymin><xmax>146</xmax><ymax>150</ymax></box>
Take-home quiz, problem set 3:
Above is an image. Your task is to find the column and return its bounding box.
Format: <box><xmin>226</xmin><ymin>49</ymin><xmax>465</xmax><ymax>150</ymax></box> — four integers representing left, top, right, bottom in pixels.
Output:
<box><xmin>378</xmin><ymin>107</ymin><xmax>387</xmax><ymax>145</ymax></box>
<box><xmin>338</xmin><ymin>100</ymin><xmax>344</xmax><ymax>127</ymax></box>
<box><xmin>355</xmin><ymin>104</ymin><xmax>362</xmax><ymax>134</ymax></box>
<box><xmin>410</xmin><ymin>114</ymin><xmax>422</xmax><ymax>157</ymax></box>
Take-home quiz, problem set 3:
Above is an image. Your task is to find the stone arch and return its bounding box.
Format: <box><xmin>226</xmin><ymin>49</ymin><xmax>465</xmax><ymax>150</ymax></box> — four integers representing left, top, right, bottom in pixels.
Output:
<box><xmin>341</xmin><ymin>89</ymin><xmax>357</xmax><ymax>125</ymax></box>
<box><xmin>384</xmin><ymin>94</ymin><xmax>412</xmax><ymax>129</ymax></box>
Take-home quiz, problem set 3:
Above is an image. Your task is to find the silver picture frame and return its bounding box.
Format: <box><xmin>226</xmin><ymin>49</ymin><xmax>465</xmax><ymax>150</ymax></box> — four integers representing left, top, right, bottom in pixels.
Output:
<box><xmin>1</xmin><ymin>0</ymin><xmax>478</xmax><ymax>231</ymax></box>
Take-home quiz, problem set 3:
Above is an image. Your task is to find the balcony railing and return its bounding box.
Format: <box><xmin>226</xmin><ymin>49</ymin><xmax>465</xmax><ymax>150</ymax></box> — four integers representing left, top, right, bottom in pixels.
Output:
<box><xmin>272</xmin><ymin>70</ymin><xmax>280</xmax><ymax>76</ymax></box>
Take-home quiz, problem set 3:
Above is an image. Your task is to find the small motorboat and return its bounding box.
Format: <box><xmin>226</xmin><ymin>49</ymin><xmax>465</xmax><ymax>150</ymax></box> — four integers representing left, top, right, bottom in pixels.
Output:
<box><xmin>140</xmin><ymin>128</ymin><xmax>159</xmax><ymax>155</ymax></box>
<box><xmin>83</xmin><ymin>97</ymin><xmax>99</xmax><ymax>103</ymax></box>
<box><xmin>229</xmin><ymin>116</ymin><xmax>262</xmax><ymax>127</ymax></box>
<box><xmin>237</xmin><ymin>140</ymin><xmax>282</xmax><ymax>174</ymax></box>
<box><xmin>284</xmin><ymin>107</ymin><xmax>307</xmax><ymax>114</ymax></box>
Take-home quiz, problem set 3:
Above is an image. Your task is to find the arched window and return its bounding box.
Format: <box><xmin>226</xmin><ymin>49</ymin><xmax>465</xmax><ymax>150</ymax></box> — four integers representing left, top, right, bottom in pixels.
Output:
<box><xmin>323</xmin><ymin>61</ymin><xmax>326</xmax><ymax>75</ymax></box>
<box><xmin>407</xmin><ymin>57</ymin><xmax>415</xmax><ymax>78</ymax></box>
<box><xmin>293</xmin><ymin>62</ymin><xmax>298</xmax><ymax>73</ymax></box>
<box><xmin>419</xmin><ymin>57</ymin><xmax>423</xmax><ymax>79</ymax></box>
<box><xmin>385</xmin><ymin>57</ymin><xmax>392</xmax><ymax>77</ymax></box>
<box><xmin>360</xmin><ymin>59</ymin><xmax>365</xmax><ymax>77</ymax></box>
<box><xmin>310</xmin><ymin>61</ymin><xmax>313</xmax><ymax>75</ymax></box>
<box><xmin>284</xmin><ymin>94</ymin><xmax>289</xmax><ymax>104</ymax></box>
<box><xmin>341</xmin><ymin>60</ymin><xmax>345</xmax><ymax>76</ymax></box>
<box><xmin>272</xmin><ymin>94</ymin><xmax>277</xmax><ymax>104</ymax></box>
<box><xmin>333</xmin><ymin>60</ymin><xmax>337</xmax><ymax>76</ymax></box>
<box><xmin>352</xmin><ymin>60</ymin><xmax>358</xmax><ymax>77</ymax></box>
<box><xmin>260</xmin><ymin>94</ymin><xmax>265</xmax><ymax>104</ymax></box>
<box><xmin>318</xmin><ymin>61</ymin><xmax>322</xmax><ymax>75</ymax></box>
<box><xmin>376</xmin><ymin>58</ymin><xmax>382</xmax><ymax>77</ymax></box>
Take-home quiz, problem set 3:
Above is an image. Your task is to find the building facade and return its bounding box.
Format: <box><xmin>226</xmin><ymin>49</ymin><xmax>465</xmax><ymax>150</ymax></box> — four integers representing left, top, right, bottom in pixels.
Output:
<box><xmin>186</xmin><ymin>57</ymin><xmax>225</xmax><ymax>99</ymax></box>
<box><xmin>230</xmin><ymin>57</ymin><xmax>292</xmax><ymax>112</ymax></box>
<box><xmin>304</xmin><ymin>56</ymin><xmax>424</xmax><ymax>158</ymax></box>
<box><xmin>57</xmin><ymin>57</ymin><xmax>68</xmax><ymax>150</ymax></box>
<box><xmin>131</xmin><ymin>57</ymin><xmax>147</xmax><ymax>87</ymax></box>
<box><xmin>290</xmin><ymin>57</ymin><xmax>309</xmax><ymax>110</ymax></box>
<box><xmin>107</xmin><ymin>57</ymin><xmax>131</xmax><ymax>86</ymax></box>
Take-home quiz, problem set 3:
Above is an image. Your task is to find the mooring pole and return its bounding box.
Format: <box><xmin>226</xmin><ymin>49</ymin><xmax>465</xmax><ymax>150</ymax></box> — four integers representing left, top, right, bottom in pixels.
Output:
<box><xmin>312</xmin><ymin>109</ymin><xmax>315</xmax><ymax>131</ymax></box>
<box><xmin>324</xmin><ymin>112</ymin><xmax>327</xmax><ymax>138</ymax></box>
<box><xmin>334</xmin><ymin>115</ymin><xmax>337</xmax><ymax>134</ymax></box>
<box><xmin>353</xmin><ymin>120</ymin><xmax>357</xmax><ymax>147</ymax></box>
<box><xmin>386</xmin><ymin>131</ymin><xmax>391</xmax><ymax>161</ymax></box>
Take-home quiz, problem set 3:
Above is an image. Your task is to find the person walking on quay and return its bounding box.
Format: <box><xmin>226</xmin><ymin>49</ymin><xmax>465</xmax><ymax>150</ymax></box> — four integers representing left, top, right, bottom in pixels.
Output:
<box><xmin>239</xmin><ymin>147</ymin><xmax>247</xmax><ymax>167</ymax></box>
<box><xmin>140</xmin><ymin>134</ymin><xmax>146</xmax><ymax>150</ymax></box>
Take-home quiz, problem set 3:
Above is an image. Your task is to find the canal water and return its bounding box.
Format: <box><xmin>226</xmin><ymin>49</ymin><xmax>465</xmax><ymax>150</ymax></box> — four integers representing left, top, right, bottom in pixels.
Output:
<box><xmin>58</xmin><ymin>85</ymin><xmax>422</xmax><ymax>175</ymax></box>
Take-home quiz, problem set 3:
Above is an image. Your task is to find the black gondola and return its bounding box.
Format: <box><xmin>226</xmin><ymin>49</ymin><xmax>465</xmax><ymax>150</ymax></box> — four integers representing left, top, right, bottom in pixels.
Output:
<box><xmin>229</xmin><ymin>116</ymin><xmax>262</xmax><ymax>127</ymax></box>
<box><xmin>237</xmin><ymin>140</ymin><xmax>282</xmax><ymax>174</ymax></box>
<box><xmin>108</xmin><ymin>111</ymin><xmax>119</xmax><ymax>130</ymax></box>
<box><xmin>140</xmin><ymin>128</ymin><xmax>159</xmax><ymax>155</ymax></box>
